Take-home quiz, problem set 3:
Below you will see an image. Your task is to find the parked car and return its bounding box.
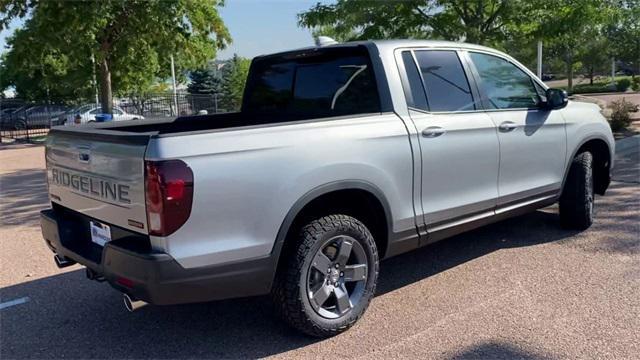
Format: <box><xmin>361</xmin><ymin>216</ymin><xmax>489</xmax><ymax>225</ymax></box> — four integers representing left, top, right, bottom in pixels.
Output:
<box><xmin>60</xmin><ymin>104</ymin><xmax>144</xmax><ymax>125</ymax></box>
<box><xmin>541</xmin><ymin>73</ymin><xmax>556</xmax><ymax>81</ymax></box>
<box><xmin>1</xmin><ymin>104</ymin><xmax>69</xmax><ymax>130</ymax></box>
<box><xmin>41</xmin><ymin>40</ymin><xmax>614</xmax><ymax>337</ymax></box>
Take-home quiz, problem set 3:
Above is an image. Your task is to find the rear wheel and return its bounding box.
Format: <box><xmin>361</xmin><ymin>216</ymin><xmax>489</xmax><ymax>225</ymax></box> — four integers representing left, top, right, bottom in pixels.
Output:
<box><xmin>272</xmin><ymin>214</ymin><xmax>379</xmax><ymax>337</ymax></box>
<box><xmin>559</xmin><ymin>151</ymin><xmax>594</xmax><ymax>230</ymax></box>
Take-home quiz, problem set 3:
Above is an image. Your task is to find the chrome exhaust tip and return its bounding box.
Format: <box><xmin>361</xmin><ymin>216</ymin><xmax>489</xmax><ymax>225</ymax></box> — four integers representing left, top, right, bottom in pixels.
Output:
<box><xmin>123</xmin><ymin>294</ymin><xmax>147</xmax><ymax>312</ymax></box>
<box><xmin>53</xmin><ymin>254</ymin><xmax>75</xmax><ymax>268</ymax></box>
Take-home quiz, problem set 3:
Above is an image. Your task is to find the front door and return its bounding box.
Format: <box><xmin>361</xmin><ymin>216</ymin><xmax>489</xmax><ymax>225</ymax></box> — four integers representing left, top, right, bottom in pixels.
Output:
<box><xmin>466</xmin><ymin>52</ymin><xmax>567</xmax><ymax>207</ymax></box>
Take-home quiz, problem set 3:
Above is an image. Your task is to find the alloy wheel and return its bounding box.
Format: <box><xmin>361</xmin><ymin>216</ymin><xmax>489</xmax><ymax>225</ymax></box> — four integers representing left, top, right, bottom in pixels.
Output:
<box><xmin>306</xmin><ymin>235</ymin><xmax>368</xmax><ymax>319</ymax></box>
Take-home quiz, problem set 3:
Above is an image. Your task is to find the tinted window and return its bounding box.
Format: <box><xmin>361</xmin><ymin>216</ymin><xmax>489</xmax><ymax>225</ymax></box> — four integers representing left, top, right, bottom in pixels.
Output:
<box><xmin>244</xmin><ymin>47</ymin><xmax>380</xmax><ymax>120</ymax></box>
<box><xmin>401</xmin><ymin>51</ymin><xmax>429</xmax><ymax>111</ymax></box>
<box><xmin>414</xmin><ymin>50</ymin><xmax>475</xmax><ymax>112</ymax></box>
<box><xmin>469</xmin><ymin>52</ymin><xmax>539</xmax><ymax>109</ymax></box>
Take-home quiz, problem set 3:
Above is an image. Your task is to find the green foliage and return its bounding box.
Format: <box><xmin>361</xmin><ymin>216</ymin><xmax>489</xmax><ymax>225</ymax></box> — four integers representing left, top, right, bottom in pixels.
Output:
<box><xmin>219</xmin><ymin>55</ymin><xmax>250</xmax><ymax>112</ymax></box>
<box><xmin>605</xmin><ymin>0</ymin><xmax>640</xmax><ymax>77</ymax></box>
<box><xmin>298</xmin><ymin>0</ymin><xmax>524</xmax><ymax>46</ymax></box>
<box><xmin>608</xmin><ymin>98</ymin><xmax>638</xmax><ymax>131</ymax></box>
<box><xmin>580</xmin><ymin>36</ymin><xmax>611</xmax><ymax>84</ymax></box>
<box><xmin>188</xmin><ymin>68</ymin><xmax>221</xmax><ymax>95</ymax></box>
<box><xmin>616</xmin><ymin>78</ymin><xmax>632</xmax><ymax>92</ymax></box>
<box><xmin>568</xmin><ymin>83</ymin><xmax>614</xmax><ymax>94</ymax></box>
<box><xmin>0</xmin><ymin>0</ymin><xmax>231</xmax><ymax>107</ymax></box>
<box><xmin>632</xmin><ymin>77</ymin><xmax>640</xmax><ymax>91</ymax></box>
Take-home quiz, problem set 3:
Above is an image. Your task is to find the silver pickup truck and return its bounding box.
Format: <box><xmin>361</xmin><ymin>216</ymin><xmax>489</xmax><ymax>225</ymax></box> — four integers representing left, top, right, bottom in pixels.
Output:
<box><xmin>41</xmin><ymin>40</ymin><xmax>614</xmax><ymax>337</ymax></box>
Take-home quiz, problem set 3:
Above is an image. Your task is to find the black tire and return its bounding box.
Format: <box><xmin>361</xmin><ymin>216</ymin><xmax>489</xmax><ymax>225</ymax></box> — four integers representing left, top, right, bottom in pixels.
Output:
<box><xmin>559</xmin><ymin>151</ymin><xmax>594</xmax><ymax>230</ymax></box>
<box><xmin>272</xmin><ymin>214</ymin><xmax>379</xmax><ymax>337</ymax></box>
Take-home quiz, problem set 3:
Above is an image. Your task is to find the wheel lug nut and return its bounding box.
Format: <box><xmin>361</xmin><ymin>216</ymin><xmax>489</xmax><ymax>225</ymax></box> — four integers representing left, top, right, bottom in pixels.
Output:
<box><xmin>327</xmin><ymin>268</ymin><xmax>331</xmax><ymax>273</ymax></box>
<box><xmin>335</xmin><ymin>264</ymin><xmax>339</xmax><ymax>268</ymax></box>
<box><xmin>340</xmin><ymin>272</ymin><xmax>344</xmax><ymax>277</ymax></box>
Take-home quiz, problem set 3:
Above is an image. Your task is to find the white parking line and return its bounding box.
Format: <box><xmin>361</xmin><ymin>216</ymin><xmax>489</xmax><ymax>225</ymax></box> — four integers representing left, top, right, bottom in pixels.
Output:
<box><xmin>0</xmin><ymin>297</ymin><xmax>30</xmax><ymax>310</ymax></box>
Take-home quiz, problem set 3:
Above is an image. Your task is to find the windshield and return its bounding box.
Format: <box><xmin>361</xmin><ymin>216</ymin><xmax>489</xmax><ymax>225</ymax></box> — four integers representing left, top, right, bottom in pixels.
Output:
<box><xmin>243</xmin><ymin>46</ymin><xmax>380</xmax><ymax>121</ymax></box>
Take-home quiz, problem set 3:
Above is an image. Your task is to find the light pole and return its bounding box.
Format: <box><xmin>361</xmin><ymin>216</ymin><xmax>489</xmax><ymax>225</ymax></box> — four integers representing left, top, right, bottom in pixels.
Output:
<box><xmin>91</xmin><ymin>54</ymin><xmax>99</xmax><ymax>106</ymax></box>
<box><xmin>537</xmin><ymin>41</ymin><xmax>543</xmax><ymax>79</ymax></box>
<box><xmin>171</xmin><ymin>55</ymin><xmax>178</xmax><ymax>116</ymax></box>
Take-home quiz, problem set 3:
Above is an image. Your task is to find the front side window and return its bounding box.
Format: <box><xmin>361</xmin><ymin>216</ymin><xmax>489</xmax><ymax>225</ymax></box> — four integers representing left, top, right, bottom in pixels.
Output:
<box><xmin>244</xmin><ymin>47</ymin><xmax>380</xmax><ymax>121</ymax></box>
<box><xmin>414</xmin><ymin>50</ymin><xmax>475</xmax><ymax>112</ymax></box>
<box><xmin>469</xmin><ymin>52</ymin><xmax>540</xmax><ymax>109</ymax></box>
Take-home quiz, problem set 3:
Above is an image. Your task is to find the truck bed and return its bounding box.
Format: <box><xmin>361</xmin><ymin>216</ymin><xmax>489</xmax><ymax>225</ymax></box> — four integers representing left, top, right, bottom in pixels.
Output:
<box><xmin>79</xmin><ymin>112</ymin><xmax>303</xmax><ymax>136</ymax></box>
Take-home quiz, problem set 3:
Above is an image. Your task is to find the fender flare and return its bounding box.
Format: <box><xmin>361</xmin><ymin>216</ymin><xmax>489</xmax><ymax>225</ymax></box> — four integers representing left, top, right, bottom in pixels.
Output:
<box><xmin>560</xmin><ymin>135</ymin><xmax>613</xmax><ymax>196</ymax></box>
<box><xmin>266</xmin><ymin>180</ymin><xmax>393</xmax><ymax>283</ymax></box>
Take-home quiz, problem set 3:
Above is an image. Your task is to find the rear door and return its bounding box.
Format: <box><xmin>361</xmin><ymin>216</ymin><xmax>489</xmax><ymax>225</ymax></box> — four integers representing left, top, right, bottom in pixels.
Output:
<box><xmin>465</xmin><ymin>51</ymin><xmax>567</xmax><ymax>207</ymax></box>
<box><xmin>396</xmin><ymin>49</ymin><xmax>500</xmax><ymax>234</ymax></box>
<box><xmin>46</xmin><ymin>128</ymin><xmax>152</xmax><ymax>233</ymax></box>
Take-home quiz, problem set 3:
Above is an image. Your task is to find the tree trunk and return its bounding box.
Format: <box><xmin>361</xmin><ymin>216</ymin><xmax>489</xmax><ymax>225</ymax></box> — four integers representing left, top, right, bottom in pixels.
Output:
<box><xmin>99</xmin><ymin>57</ymin><xmax>113</xmax><ymax>114</ymax></box>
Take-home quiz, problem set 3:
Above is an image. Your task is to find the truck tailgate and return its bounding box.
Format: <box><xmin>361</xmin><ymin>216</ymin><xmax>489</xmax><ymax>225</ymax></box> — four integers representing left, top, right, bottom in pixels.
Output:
<box><xmin>45</xmin><ymin>127</ymin><xmax>155</xmax><ymax>233</ymax></box>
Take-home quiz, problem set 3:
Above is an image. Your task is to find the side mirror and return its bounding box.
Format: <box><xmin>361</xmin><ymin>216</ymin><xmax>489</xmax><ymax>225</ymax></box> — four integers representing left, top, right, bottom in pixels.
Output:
<box><xmin>545</xmin><ymin>88</ymin><xmax>568</xmax><ymax>110</ymax></box>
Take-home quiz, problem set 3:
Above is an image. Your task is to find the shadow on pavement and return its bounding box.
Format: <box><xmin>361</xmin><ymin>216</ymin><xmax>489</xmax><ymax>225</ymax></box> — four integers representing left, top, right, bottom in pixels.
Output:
<box><xmin>1</xmin><ymin>180</ymin><xmax>637</xmax><ymax>358</ymax></box>
<box><xmin>0</xmin><ymin>206</ymin><xmax>597</xmax><ymax>359</ymax></box>
<box><xmin>0</xmin><ymin>168</ymin><xmax>48</xmax><ymax>227</ymax></box>
<box><xmin>446</xmin><ymin>341</ymin><xmax>551</xmax><ymax>360</ymax></box>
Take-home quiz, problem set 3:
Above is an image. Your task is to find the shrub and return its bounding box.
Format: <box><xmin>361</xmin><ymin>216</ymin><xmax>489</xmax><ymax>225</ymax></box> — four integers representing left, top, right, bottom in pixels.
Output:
<box><xmin>608</xmin><ymin>98</ymin><xmax>637</xmax><ymax>131</ymax></box>
<box><xmin>570</xmin><ymin>83</ymin><xmax>614</xmax><ymax>94</ymax></box>
<box><xmin>616</xmin><ymin>78</ymin><xmax>631</xmax><ymax>92</ymax></box>
<box><xmin>632</xmin><ymin>77</ymin><xmax>640</xmax><ymax>92</ymax></box>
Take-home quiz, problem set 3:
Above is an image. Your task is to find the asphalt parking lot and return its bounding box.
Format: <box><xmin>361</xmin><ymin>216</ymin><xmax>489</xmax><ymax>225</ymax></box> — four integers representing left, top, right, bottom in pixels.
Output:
<box><xmin>1</xmin><ymin>138</ymin><xmax>638</xmax><ymax>359</ymax></box>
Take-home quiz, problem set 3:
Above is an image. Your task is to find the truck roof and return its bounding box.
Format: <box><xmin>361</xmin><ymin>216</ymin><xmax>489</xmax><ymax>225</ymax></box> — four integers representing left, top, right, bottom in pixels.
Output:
<box><xmin>254</xmin><ymin>39</ymin><xmax>508</xmax><ymax>60</ymax></box>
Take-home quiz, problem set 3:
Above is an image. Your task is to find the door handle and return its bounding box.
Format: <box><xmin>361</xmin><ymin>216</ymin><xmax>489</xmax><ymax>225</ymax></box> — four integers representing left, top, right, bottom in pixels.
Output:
<box><xmin>422</xmin><ymin>126</ymin><xmax>446</xmax><ymax>138</ymax></box>
<box><xmin>498</xmin><ymin>121</ymin><xmax>518</xmax><ymax>132</ymax></box>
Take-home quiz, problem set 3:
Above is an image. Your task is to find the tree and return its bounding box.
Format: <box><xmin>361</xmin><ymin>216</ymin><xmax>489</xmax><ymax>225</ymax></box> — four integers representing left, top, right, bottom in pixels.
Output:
<box><xmin>515</xmin><ymin>0</ymin><xmax>612</xmax><ymax>92</ymax></box>
<box><xmin>0</xmin><ymin>25</ymin><xmax>94</xmax><ymax>100</ymax></box>
<box><xmin>298</xmin><ymin>0</ymin><xmax>526</xmax><ymax>45</ymax></box>
<box><xmin>219</xmin><ymin>54</ymin><xmax>250</xmax><ymax>112</ymax></box>
<box><xmin>188</xmin><ymin>68</ymin><xmax>221</xmax><ymax>95</ymax></box>
<box><xmin>1</xmin><ymin>0</ymin><xmax>231</xmax><ymax>112</ymax></box>
<box><xmin>605</xmin><ymin>0</ymin><xmax>640</xmax><ymax>78</ymax></box>
<box><xmin>580</xmin><ymin>35</ymin><xmax>611</xmax><ymax>84</ymax></box>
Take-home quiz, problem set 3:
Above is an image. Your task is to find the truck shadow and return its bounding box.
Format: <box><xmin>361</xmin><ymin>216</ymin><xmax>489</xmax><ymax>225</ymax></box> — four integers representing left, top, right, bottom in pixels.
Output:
<box><xmin>0</xmin><ymin>168</ymin><xmax>48</xmax><ymax>227</ymax></box>
<box><xmin>445</xmin><ymin>341</ymin><xmax>551</xmax><ymax>360</ymax></box>
<box><xmin>1</xmin><ymin>183</ymin><xmax>637</xmax><ymax>358</ymax></box>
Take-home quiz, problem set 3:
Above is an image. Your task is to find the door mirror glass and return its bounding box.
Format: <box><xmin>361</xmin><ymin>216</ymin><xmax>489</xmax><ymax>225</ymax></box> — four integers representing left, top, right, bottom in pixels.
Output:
<box><xmin>545</xmin><ymin>88</ymin><xmax>568</xmax><ymax>110</ymax></box>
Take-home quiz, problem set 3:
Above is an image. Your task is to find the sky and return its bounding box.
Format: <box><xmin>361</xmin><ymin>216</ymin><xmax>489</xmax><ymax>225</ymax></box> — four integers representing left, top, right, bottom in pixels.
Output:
<box><xmin>0</xmin><ymin>0</ymin><xmax>324</xmax><ymax>59</ymax></box>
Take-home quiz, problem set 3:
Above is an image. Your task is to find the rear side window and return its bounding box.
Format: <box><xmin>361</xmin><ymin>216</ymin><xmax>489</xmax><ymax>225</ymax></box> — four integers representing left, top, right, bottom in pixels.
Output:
<box><xmin>414</xmin><ymin>50</ymin><xmax>475</xmax><ymax>112</ymax></box>
<box><xmin>243</xmin><ymin>47</ymin><xmax>380</xmax><ymax>121</ymax></box>
<box><xmin>400</xmin><ymin>51</ymin><xmax>429</xmax><ymax>111</ymax></box>
<box><xmin>469</xmin><ymin>52</ymin><xmax>539</xmax><ymax>109</ymax></box>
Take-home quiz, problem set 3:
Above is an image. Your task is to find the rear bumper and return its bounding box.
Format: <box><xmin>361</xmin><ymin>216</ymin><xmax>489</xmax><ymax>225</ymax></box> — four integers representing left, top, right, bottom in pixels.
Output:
<box><xmin>40</xmin><ymin>208</ymin><xmax>276</xmax><ymax>305</ymax></box>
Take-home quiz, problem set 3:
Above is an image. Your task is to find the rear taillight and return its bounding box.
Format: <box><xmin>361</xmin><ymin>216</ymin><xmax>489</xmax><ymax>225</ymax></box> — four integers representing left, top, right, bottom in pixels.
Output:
<box><xmin>145</xmin><ymin>160</ymin><xmax>194</xmax><ymax>236</ymax></box>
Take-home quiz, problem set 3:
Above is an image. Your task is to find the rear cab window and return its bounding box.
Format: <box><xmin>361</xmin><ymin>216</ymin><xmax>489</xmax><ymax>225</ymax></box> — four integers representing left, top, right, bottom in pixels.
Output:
<box><xmin>398</xmin><ymin>49</ymin><xmax>476</xmax><ymax>112</ymax></box>
<box><xmin>243</xmin><ymin>46</ymin><xmax>381</xmax><ymax>122</ymax></box>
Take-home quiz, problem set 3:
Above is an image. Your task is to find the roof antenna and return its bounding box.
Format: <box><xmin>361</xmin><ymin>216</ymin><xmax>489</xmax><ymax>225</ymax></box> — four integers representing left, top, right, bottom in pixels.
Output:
<box><xmin>315</xmin><ymin>36</ymin><xmax>339</xmax><ymax>47</ymax></box>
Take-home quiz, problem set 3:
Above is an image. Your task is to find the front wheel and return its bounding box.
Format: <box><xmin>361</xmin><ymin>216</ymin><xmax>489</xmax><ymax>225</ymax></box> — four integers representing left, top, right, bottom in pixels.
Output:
<box><xmin>272</xmin><ymin>214</ymin><xmax>379</xmax><ymax>337</ymax></box>
<box><xmin>559</xmin><ymin>151</ymin><xmax>594</xmax><ymax>230</ymax></box>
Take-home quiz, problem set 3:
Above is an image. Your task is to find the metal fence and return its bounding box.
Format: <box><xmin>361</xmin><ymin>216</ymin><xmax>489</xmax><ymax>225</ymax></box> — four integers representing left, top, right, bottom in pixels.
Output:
<box><xmin>0</xmin><ymin>93</ymin><xmax>225</xmax><ymax>142</ymax></box>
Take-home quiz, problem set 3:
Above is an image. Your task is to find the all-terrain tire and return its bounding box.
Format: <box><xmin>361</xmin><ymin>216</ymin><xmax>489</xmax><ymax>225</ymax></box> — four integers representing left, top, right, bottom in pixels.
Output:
<box><xmin>559</xmin><ymin>151</ymin><xmax>594</xmax><ymax>230</ymax></box>
<box><xmin>271</xmin><ymin>214</ymin><xmax>379</xmax><ymax>338</ymax></box>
